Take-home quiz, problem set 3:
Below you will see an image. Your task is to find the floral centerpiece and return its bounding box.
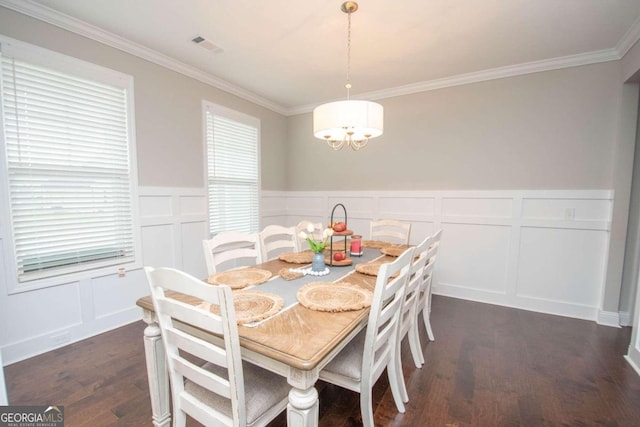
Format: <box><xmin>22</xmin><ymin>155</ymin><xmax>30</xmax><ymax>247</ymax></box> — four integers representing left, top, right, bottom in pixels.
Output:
<box><xmin>298</xmin><ymin>224</ymin><xmax>334</xmax><ymax>273</ymax></box>
<box><xmin>298</xmin><ymin>224</ymin><xmax>334</xmax><ymax>253</ymax></box>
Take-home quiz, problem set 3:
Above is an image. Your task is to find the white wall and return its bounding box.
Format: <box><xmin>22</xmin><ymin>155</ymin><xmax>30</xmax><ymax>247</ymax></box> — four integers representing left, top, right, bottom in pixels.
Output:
<box><xmin>0</xmin><ymin>187</ymin><xmax>209</xmax><ymax>365</ymax></box>
<box><xmin>265</xmin><ymin>189</ymin><xmax>614</xmax><ymax>323</ymax></box>
<box><xmin>1</xmin><ymin>187</ymin><xmax>614</xmax><ymax>365</ymax></box>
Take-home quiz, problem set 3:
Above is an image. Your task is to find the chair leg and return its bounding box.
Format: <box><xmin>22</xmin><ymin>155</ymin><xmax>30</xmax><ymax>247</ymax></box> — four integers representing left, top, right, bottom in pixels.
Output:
<box><xmin>396</xmin><ymin>340</ymin><xmax>409</xmax><ymax>403</ymax></box>
<box><xmin>422</xmin><ymin>307</ymin><xmax>435</xmax><ymax>342</ymax></box>
<box><xmin>387</xmin><ymin>357</ymin><xmax>406</xmax><ymax>413</ymax></box>
<box><xmin>360</xmin><ymin>387</ymin><xmax>375</xmax><ymax>427</ymax></box>
<box><xmin>174</xmin><ymin>408</ymin><xmax>186</xmax><ymax>427</ymax></box>
<box><xmin>408</xmin><ymin>322</ymin><xmax>424</xmax><ymax>367</ymax></box>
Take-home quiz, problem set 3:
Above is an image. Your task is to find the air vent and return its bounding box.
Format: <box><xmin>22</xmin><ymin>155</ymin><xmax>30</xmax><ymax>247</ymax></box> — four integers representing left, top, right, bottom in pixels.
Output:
<box><xmin>191</xmin><ymin>35</ymin><xmax>223</xmax><ymax>53</ymax></box>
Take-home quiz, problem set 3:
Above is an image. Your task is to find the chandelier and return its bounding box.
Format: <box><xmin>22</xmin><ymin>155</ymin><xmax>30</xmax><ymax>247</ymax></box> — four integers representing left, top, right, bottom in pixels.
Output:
<box><xmin>312</xmin><ymin>1</ymin><xmax>384</xmax><ymax>151</ymax></box>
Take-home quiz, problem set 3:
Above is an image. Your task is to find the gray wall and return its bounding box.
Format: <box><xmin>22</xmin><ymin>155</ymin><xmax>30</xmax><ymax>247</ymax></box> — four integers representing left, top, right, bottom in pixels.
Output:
<box><xmin>0</xmin><ymin>7</ymin><xmax>288</xmax><ymax>190</ymax></box>
<box><xmin>287</xmin><ymin>61</ymin><xmax>620</xmax><ymax>191</ymax></box>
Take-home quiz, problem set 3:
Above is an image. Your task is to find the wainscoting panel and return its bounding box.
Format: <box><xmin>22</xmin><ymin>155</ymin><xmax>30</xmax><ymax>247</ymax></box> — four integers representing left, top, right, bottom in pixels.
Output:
<box><xmin>180</xmin><ymin>221</ymin><xmax>209</xmax><ymax>279</ymax></box>
<box><xmin>0</xmin><ymin>187</ymin><xmax>211</xmax><ymax>364</ymax></box>
<box><xmin>141</xmin><ymin>224</ymin><xmax>176</xmax><ymax>268</ymax></box>
<box><xmin>437</xmin><ymin>223</ymin><xmax>512</xmax><ymax>295</ymax></box>
<box><xmin>516</xmin><ymin>227</ymin><xmax>606</xmax><ymax>307</ymax></box>
<box><xmin>0</xmin><ymin>188</ymin><xmax>615</xmax><ymax>365</ymax></box>
<box><xmin>328</xmin><ymin>195</ymin><xmax>377</xmax><ymax>218</ymax></box>
<box><xmin>378</xmin><ymin>196</ymin><xmax>436</xmax><ymax>220</ymax></box>
<box><xmin>267</xmin><ymin>190</ymin><xmax>613</xmax><ymax>323</ymax></box>
<box><xmin>1</xmin><ymin>281</ymin><xmax>82</xmax><ymax>343</ymax></box>
<box><xmin>441</xmin><ymin>197</ymin><xmax>512</xmax><ymax>219</ymax></box>
<box><xmin>92</xmin><ymin>269</ymin><xmax>149</xmax><ymax>320</ymax></box>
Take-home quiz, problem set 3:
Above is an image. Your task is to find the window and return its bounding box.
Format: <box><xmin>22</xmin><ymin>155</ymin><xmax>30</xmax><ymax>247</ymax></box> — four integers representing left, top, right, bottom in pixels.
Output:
<box><xmin>204</xmin><ymin>102</ymin><xmax>260</xmax><ymax>236</ymax></box>
<box><xmin>0</xmin><ymin>37</ymin><xmax>138</xmax><ymax>286</ymax></box>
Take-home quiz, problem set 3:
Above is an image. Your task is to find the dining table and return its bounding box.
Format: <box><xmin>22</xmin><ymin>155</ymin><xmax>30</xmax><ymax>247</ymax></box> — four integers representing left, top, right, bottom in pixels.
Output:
<box><xmin>136</xmin><ymin>245</ymin><xmax>403</xmax><ymax>427</ymax></box>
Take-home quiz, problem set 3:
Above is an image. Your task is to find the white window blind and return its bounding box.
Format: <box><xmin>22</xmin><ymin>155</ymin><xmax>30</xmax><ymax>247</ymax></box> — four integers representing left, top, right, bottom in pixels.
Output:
<box><xmin>205</xmin><ymin>104</ymin><xmax>259</xmax><ymax>235</ymax></box>
<box><xmin>0</xmin><ymin>54</ymin><xmax>136</xmax><ymax>283</ymax></box>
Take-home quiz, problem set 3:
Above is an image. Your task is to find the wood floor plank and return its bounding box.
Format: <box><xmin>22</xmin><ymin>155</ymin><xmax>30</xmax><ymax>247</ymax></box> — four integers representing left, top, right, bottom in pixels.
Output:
<box><xmin>5</xmin><ymin>296</ymin><xmax>640</xmax><ymax>426</ymax></box>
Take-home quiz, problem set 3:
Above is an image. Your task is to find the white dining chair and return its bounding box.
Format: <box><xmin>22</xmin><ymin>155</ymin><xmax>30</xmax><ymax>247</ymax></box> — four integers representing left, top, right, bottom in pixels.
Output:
<box><xmin>395</xmin><ymin>235</ymin><xmax>432</xmax><ymax>403</ymax></box>
<box><xmin>295</xmin><ymin>220</ymin><xmax>323</xmax><ymax>250</ymax></box>
<box><xmin>259</xmin><ymin>224</ymin><xmax>299</xmax><ymax>260</ymax></box>
<box><xmin>417</xmin><ymin>229</ymin><xmax>443</xmax><ymax>348</ymax></box>
<box><xmin>202</xmin><ymin>231</ymin><xmax>262</xmax><ymax>275</ymax></box>
<box><xmin>319</xmin><ymin>246</ymin><xmax>415</xmax><ymax>427</ymax></box>
<box><xmin>369</xmin><ymin>219</ymin><xmax>411</xmax><ymax>245</ymax></box>
<box><xmin>144</xmin><ymin>267</ymin><xmax>289</xmax><ymax>427</ymax></box>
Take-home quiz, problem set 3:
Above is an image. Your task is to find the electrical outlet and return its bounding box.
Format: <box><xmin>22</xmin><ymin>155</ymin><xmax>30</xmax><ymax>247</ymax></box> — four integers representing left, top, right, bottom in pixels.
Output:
<box><xmin>564</xmin><ymin>208</ymin><xmax>576</xmax><ymax>221</ymax></box>
<box><xmin>118</xmin><ymin>267</ymin><xmax>126</xmax><ymax>277</ymax></box>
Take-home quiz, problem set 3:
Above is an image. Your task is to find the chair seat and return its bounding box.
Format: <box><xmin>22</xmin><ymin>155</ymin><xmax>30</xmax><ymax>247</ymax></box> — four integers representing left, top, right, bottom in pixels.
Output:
<box><xmin>186</xmin><ymin>361</ymin><xmax>289</xmax><ymax>427</ymax></box>
<box><xmin>322</xmin><ymin>329</ymin><xmax>366</xmax><ymax>382</ymax></box>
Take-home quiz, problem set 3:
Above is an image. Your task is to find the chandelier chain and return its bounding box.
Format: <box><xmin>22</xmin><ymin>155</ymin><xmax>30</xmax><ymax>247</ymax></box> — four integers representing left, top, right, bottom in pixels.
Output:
<box><xmin>346</xmin><ymin>8</ymin><xmax>351</xmax><ymax>100</ymax></box>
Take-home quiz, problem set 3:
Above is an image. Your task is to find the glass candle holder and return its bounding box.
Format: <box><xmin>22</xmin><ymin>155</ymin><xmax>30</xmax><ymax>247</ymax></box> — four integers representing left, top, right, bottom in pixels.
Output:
<box><xmin>350</xmin><ymin>234</ymin><xmax>363</xmax><ymax>256</ymax></box>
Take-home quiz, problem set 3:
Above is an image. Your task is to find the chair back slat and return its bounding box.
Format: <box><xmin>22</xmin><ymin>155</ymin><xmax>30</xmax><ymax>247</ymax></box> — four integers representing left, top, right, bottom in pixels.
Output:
<box><xmin>173</xmin><ymin>357</ymin><xmax>232</xmax><ymax>399</ymax></box>
<box><xmin>203</xmin><ymin>231</ymin><xmax>261</xmax><ymax>275</ymax></box>
<box><xmin>370</xmin><ymin>219</ymin><xmax>411</xmax><ymax>245</ymax></box>
<box><xmin>259</xmin><ymin>225</ymin><xmax>298</xmax><ymax>260</ymax></box>
<box><xmin>165</xmin><ymin>328</ymin><xmax>228</xmax><ymax>368</ymax></box>
<box><xmin>157</xmin><ymin>299</ymin><xmax>225</xmax><ymax>336</ymax></box>
<box><xmin>180</xmin><ymin>395</ymin><xmax>232</xmax><ymax>427</ymax></box>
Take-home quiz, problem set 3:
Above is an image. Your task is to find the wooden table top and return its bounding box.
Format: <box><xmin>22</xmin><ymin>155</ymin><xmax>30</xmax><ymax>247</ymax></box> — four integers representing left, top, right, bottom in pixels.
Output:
<box><xmin>136</xmin><ymin>256</ymin><xmax>395</xmax><ymax>371</ymax></box>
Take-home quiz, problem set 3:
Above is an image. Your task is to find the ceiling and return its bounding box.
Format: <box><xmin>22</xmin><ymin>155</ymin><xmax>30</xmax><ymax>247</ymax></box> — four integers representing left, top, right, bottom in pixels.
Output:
<box><xmin>3</xmin><ymin>0</ymin><xmax>640</xmax><ymax>115</ymax></box>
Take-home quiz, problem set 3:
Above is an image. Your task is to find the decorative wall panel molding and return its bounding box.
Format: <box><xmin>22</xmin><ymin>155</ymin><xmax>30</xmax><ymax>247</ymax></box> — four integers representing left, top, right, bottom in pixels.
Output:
<box><xmin>263</xmin><ymin>189</ymin><xmax>613</xmax><ymax>323</ymax></box>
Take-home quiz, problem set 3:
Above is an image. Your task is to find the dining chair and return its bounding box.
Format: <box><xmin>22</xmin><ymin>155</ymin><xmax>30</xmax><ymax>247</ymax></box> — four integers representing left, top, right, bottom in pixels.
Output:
<box><xmin>369</xmin><ymin>219</ymin><xmax>411</xmax><ymax>245</ymax></box>
<box><xmin>202</xmin><ymin>231</ymin><xmax>262</xmax><ymax>275</ymax></box>
<box><xmin>144</xmin><ymin>267</ymin><xmax>289</xmax><ymax>427</ymax></box>
<box><xmin>418</xmin><ymin>229</ymin><xmax>443</xmax><ymax>347</ymax></box>
<box><xmin>259</xmin><ymin>224</ymin><xmax>299</xmax><ymax>260</ymax></box>
<box><xmin>319</xmin><ymin>246</ymin><xmax>415</xmax><ymax>427</ymax></box>
<box><xmin>395</xmin><ymin>235</ymin><xmax>432</xmax><ymax>403</ymax></box>
<box><xmin>295</xmin><ymin>220</ymin><xmax>323</xmax><ymax>250</ymax></box>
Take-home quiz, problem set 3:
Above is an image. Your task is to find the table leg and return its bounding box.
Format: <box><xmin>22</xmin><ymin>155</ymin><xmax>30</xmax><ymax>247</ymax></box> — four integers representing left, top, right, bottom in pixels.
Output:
<box><xmin>286</xmin><ymin>368</ymin><xmax>319</xmax><ymax>427</ymax></box>
<box><xmin>287</xmin><ymin>386</ymin><xmax>319</xmax><ymax>427</ymax></box>
<box><xmin>142</xmin><ymin>311</ymin><xmax>171</xmax><ymax>427</ymax></box>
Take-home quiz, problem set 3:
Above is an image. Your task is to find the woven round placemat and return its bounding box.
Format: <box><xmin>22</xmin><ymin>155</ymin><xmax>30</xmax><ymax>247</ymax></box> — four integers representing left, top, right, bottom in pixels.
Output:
<box><xmin>380</xmin><ymin>244</ymin><xmax>411</xmax><ymax>257</ymax></box>
<box><xmin>362</xmin><ymin>239</ymin><xmax>391</xmax><ymax>249</ymax></box>
<box><xmin>279</xmin><ymin>251</ymin><xmax>314</xmax><ymax>264</ymax></box>
<box><xmin>355</xmin><ymin>262</ymin><xmax>385</xmax><ymax>276</ymax></box>
<box><xmin>278</xmin><ymin>268</ymin><xmax>304</xmax><ymax>281</ymax></box>
<box><xmin>297</xmin><ymin>281</ymin><xmax>373</xmax><ymax>312</ymax></box>
<box><xmin>207</xmin><ymin>268</ymin><xmax>272</xmax><ymax>289</ymax></box>
<box><xmin>200</xmin><ymin>290</ymin><xmax>284</xmax><ymax>325</ymax></box>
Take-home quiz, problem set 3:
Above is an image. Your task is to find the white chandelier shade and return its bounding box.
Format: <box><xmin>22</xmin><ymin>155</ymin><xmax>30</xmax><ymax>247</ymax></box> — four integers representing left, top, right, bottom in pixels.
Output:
<box><xmin>313</xmin><ymin>100</ymin><xmax>384</xmax><ymax>143</ymax></box>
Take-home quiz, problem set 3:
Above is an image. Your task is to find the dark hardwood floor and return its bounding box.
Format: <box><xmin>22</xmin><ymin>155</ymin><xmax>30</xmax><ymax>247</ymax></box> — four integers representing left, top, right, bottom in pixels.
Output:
<box><xmin>6</xmin><ymin>296</ymin><xmax>640</xmax><ymax>426</ymax></box>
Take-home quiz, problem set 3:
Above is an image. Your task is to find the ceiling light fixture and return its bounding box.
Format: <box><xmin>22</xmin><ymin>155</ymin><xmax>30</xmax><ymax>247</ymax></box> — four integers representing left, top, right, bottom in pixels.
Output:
<box><xmin>313</xmin><ymin>1</ymin><xmax>383</xmax><ymax>151</ymax></box>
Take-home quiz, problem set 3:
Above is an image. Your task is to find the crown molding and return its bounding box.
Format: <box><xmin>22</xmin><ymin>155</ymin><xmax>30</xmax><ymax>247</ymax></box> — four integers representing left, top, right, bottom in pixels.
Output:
<box><xmin>2</xmin><ymin>0</ymin><xmax>637</xmax><ymax>118</ymax></box>
<box><xmin>616</xmin><ymin>15</ymin><xmax>640</xmax><ymax>58</ymax></box>
<box><xmin>0</xmin><ymin>0</ymin><xmax>289</xmax><ymax>115</ymax></box>
<box><xmin>287</xmin><ymin>48</ymin><xmax>621</xmax><ymax>116</ymax></box>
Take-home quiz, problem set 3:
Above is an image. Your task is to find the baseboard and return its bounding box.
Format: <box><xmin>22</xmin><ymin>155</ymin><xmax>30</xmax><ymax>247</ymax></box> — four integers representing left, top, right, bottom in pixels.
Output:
<box><xmin>597</xmin><ymin>310</ymin><xmax>621</xmax><ymax>327</ymax></box>
<box><xmin>625</xmin><ymin>352</ymin><xmax>640</xmax><ymax>377</ymax></box>
<box><xmin>619</xmin><ymin>311</ymin><xmax>633</xmax><ymax>327</ymax></box>
<box><xmin>434</xmin><ymin>284</ymin><xmax>599</xmax><ymax>322</ymax></box>
<box><xmin>1</xmin><ymin>308</ymin><xmax>142</xmax><ymax>366</ymax></box>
